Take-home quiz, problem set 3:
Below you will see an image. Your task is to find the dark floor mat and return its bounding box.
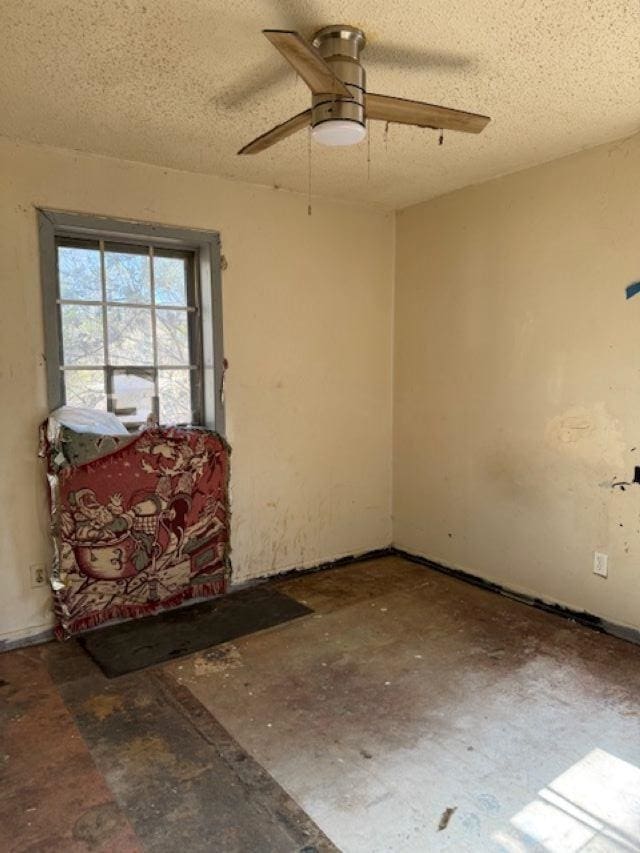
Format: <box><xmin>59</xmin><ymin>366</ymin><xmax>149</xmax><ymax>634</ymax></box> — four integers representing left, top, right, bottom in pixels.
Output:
<box><xmin>78</xmin><ymin>586</ymin><xmax>313</xmax><ymax>677</ymax></box>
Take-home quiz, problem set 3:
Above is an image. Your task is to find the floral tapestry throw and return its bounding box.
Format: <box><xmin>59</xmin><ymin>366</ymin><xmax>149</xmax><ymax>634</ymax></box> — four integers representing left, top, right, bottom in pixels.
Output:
<box><xmin>40</xmin><ymin>422</ymin><xmax>230</xmax><ymax>637</ymax></box>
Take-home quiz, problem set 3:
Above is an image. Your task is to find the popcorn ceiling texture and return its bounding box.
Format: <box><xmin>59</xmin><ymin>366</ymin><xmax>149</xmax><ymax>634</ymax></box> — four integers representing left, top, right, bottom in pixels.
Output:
<box><xmin>1</xmin><ymin>0</ymin><xmax>639</xmax><ymax>208</ymax></box>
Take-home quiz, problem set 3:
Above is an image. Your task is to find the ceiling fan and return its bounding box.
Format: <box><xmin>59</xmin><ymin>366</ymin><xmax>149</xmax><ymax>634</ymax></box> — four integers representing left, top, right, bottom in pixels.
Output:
<box><xmin>238</xmin><ymin>25</ymin><xmax>490</xmax><ymax>155</ymax></box>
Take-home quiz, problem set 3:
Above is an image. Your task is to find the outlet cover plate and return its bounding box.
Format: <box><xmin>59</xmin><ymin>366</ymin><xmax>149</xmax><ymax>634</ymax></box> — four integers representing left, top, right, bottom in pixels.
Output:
<box><xmin>593</xmin><ymin>551</ymin><xmax>608</xmax><ymax>578</ymax></box>
<box><xmin>29</xmin><ymin>563</ymin><xmax>47</xmax><ymax>588</ymax></box>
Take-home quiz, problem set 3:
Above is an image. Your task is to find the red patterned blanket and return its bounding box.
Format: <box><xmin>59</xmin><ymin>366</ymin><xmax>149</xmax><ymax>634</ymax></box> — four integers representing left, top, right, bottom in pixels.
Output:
<box><xmin>40</xmin><ymin>424</ymin><xmax>230</xmax><ymax>637</ymax></box>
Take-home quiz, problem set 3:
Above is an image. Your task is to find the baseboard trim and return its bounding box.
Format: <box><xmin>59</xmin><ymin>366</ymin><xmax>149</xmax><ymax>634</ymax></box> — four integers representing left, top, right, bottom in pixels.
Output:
<box><xmin>3</xmin><ymin>548</ymin><xmax>394</xmax><ymax>653</ymax></box>
<box><xmin>0</xmin><ymin>626</ymin><xmax>55</xmax><ymax>653</ymax></box>
<box><xmin>6</xmin><ymin>545</ymin><xmax>637</xmax><ymax>653</ymax></box>
<box><xmin>231</xmin><ymin>546</ymin><xmax>395</xmax><ymax>591</ymax></box>
<box><xmin>392</xmin><ymin>547</ymin><xmax>640</xmax><ymax>648</ymax></box>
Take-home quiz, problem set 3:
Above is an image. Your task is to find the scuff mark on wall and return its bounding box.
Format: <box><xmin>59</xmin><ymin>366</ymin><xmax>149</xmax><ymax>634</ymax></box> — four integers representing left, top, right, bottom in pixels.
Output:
<box><xmin>611</xmin><ymin>467</ymin><xmax>640</xmax><ymax>491</ymax></box>
<box><xmin>549</xmin><ymin>414</ymin><xmax>593</xmax><ymax>444</ymax></box>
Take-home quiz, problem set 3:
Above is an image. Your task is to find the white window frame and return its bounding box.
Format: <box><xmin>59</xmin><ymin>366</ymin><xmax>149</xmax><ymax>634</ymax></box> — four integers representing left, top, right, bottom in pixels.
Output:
<box><xmin>38</xmin><ymin>209</ymin><xmax>225</xmax><ymax>434</ymax></box>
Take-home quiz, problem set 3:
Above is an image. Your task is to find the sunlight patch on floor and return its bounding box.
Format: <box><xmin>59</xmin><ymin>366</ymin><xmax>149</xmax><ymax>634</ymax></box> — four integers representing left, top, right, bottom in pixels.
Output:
<box><xmin>494</xmin><ymin>749</ymin><xmax>640</xmax><ymax>852</ymax></box>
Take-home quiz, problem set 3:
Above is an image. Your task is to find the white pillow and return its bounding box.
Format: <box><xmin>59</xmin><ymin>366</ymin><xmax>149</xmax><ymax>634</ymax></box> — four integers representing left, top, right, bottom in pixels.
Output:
<box><xmin>50</xmin><ymin>406</ymin><xmax>129</xmax><ymax>436</ymax></box>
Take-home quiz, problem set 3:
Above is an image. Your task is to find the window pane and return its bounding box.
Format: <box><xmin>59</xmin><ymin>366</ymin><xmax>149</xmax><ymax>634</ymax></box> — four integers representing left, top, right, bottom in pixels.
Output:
<box><xmin>61</xmin><ymin>304</ymin><xmax>104</xmax><ymax>366</ymax></box>
<box><xmin>158</xmin><ymin>369</ymin><xmax>192</xmax><ymax>424</ymax></box>
<box><xmin>58</xmin><ymin>244</ymin><xmax>101</xmax><ymax>301</ymax></box>
<box><xmin>107</xmin><ymin>306</ymin><xmax>153</xmax><ymax>365</ymax></box>
<box><xmin>105</xmin><ymin>248</ymin><xmax>151</xmax><ymax>303</ymax></box>
<box><xmin>110</xmin><ymin>368</ymin><xmax>157</xmax><ymax>426</ymax></box>
<box><xmin>64</xmin><ymin>370</ymin><xmax>107</xmax><ymax>410</ymax></box>
<box><xmin>154</xmin><ymin>255</ymin><xmax>188</xmax><ymax>306</ymax></box>
<box><xmin>156</xmin><ymin>309</ymin><xmax>189</xmax><ymax>365</ymax></box>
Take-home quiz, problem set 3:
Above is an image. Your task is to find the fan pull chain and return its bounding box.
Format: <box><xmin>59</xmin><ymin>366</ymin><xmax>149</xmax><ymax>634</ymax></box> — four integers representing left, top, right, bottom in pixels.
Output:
<box><xmin>384</xmin><ymin>121</ymin><xmax>389</xmax><ymax>151</ymax></box>
<box><xmin>439</xmin><ymin>129</ymin><xmax>444</xmax><ymax>146</ymax></box>
<box><xmin>307</xmin><ymin>128</ymin><xmax>312</xmax><ymax>216</ymax></box>
<box><xmin>367</xmin><ymin>120</ymin><xmax>371</xmax><ymax>181</ymax></box>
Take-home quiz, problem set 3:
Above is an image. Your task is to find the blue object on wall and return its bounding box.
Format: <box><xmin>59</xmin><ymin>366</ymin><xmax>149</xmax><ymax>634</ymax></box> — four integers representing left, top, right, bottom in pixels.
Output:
<box><xmin>625</xmin><ymin>281</ymin><xmax>640</xmax><ymax>300</ymax></box>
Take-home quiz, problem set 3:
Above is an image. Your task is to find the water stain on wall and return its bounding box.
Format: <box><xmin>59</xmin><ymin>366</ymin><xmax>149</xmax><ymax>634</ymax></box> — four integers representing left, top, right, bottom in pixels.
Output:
<box><xmin>545</xmin><ymin>404</ymin><xmax>625</xmax><ymax>471</ymax></box>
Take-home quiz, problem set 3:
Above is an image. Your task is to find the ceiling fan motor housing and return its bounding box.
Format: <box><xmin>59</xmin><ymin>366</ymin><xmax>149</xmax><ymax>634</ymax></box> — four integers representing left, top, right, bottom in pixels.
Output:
<box><xmin>311</xmin><ymin>26</ymin><xmax>366</xmax><ymax>130</ymax></box>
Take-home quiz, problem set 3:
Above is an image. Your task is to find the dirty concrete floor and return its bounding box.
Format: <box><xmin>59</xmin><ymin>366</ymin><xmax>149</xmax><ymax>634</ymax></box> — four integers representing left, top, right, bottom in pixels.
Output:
<box><xmin>3</xmin><ymin>556</ymin><xmax>640</xmax><ymax>852</ymax></box>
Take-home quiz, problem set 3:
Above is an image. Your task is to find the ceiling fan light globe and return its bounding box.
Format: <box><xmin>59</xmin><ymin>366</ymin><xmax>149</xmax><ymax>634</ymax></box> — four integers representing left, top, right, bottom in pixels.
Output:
<box><xmin>311</xmin><ymin>120</ymin><xmax>366</xmax><ymax>147</ymax></box>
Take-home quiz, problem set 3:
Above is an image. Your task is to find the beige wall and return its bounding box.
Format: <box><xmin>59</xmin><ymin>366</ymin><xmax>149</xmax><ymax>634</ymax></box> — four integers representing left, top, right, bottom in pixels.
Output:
<box><xmin>0</xmin><ymin>138</ymin><xmax>394</xmax><ymax>645</ymax></box>
<box><xmin>5</xmin><ymin>128</ymin><xmax>640</xmax><ymax>646</ymax></box>
<box><xmin>394</xmin><ymin>132</ymin><xmax>640</xmax><ymax>632</ymax></box>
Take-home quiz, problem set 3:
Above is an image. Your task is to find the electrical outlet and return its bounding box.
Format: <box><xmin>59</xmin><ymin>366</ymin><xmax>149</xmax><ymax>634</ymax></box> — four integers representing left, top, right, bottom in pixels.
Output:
<box><xmin>593</xmin><ymin>551</ymin><xmax>608</xmax><ymax>578</ymax></box>
<box><xmin>29</xmin><ymin>563</ymin><xmax>47</xmax><ymax>588</ymax></box>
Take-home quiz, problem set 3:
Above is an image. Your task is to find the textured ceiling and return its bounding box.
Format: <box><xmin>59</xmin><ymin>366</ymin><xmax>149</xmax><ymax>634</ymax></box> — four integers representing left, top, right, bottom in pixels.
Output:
<box><xmin>2</xmin><ymin>0</ymin><xmax>640</xmax><ymax>209</ymax></box>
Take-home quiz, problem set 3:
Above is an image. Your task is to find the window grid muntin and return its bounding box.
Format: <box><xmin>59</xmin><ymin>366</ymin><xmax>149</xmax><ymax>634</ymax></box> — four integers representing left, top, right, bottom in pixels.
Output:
<box><xmin>58</xmin><ymin>299</ymin><xmax>197</xmax><ymax>311</ymax></box>
<box><xmin>149</xmin><ymin>245</ymin><xmax>159</xmax><ymax>410</ymax></box>
<box><xmin>55</xmin><ymin>236</ymin><xmax>201</xmax><ymax>425</ymax></box>
<box><xmin>99</xmin><ymin>239</ymin><xmax>110</xmax><ymax>381</ymax></box>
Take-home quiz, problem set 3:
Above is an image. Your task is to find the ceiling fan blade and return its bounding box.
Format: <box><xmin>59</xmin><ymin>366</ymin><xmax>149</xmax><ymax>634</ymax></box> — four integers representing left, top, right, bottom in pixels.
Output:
<box><xmin>263</xmin><ymin>30</ymin><xmax>352</xmax><ymax>97</ymax></box>
<box><xmin>238</xmin><ymin>109</ymin><xmax>311</xmax><ymax>155</ymax></box>
<box><xmin>366</xmin><ymin>92</ymin><xmax>490</xmax><ymax>134</ymax></box>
